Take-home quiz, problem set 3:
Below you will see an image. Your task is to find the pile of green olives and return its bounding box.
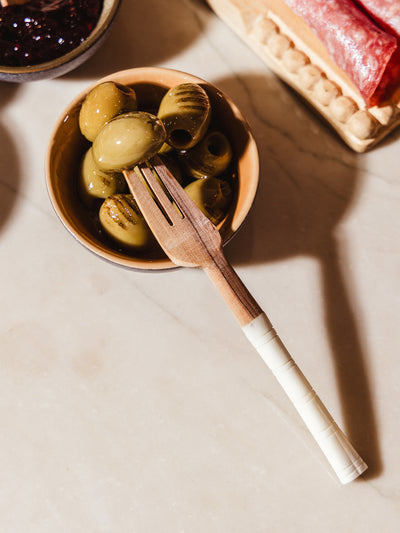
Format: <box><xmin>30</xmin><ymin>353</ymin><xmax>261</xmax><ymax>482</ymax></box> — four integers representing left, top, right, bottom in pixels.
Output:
<box><xmin>77</xmin><ymin>80</ymin><xmax>235</xmax><ymax>252</ymax></box>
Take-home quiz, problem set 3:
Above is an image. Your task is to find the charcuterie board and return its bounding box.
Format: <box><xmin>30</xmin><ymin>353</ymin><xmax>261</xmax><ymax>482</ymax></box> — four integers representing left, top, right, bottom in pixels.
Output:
<box><xmin>206</xmin><ymin>0</ymin><xmax>400</xmax><ymax>152</ymax></box>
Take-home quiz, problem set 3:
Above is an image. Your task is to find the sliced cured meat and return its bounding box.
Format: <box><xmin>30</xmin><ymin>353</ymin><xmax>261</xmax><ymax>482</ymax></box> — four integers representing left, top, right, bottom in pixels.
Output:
<box><xmin>354</xmin><ymin>0</ymin><xmax>400</xmax><ymax>40</ymax></box>
<box><xmin>283</xmin><ymin>0</ymin><xmax>398</xmax><ymax>104</ymax></box>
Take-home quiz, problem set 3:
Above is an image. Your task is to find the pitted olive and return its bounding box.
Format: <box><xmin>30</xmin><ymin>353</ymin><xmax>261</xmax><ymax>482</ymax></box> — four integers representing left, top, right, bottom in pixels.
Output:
<box><xmin>79</xmin><ymin>147</ymin><xmax>126</xmax><ymax>204</ymax></box>
<box><xmin>181</xmin><ymin>131</ymin><xmax>232</xmax><ymax>179</ymax></box>
<box><xmin>92</xmin><ymin>111</ymin><xmax>166</xmax><ymax>172</ymax></box>
<box><xmin>157</xmin><ymin>83</ymin><xmax>211</xmax><ymax>150</ymax></box>
<box><xmin>184</xmin><ymin>176</ymin><xmax>232</xmax><ymax>225</ymax></box>
<box><xmin>99</xmin><ymin>194</ymin><xmax>154</xmax><ymax>249</ymax></box>
<box><xmin>79</xmin><ymin>81</ymin><xmax>137</xmax><ymax>142</ymax></box>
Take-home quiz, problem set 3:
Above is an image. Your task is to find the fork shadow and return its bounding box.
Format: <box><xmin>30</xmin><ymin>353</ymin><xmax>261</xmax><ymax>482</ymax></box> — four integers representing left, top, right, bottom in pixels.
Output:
<box><xmin>214</xmin><ymin>72</ymin><xmax>381</xmax><ymax>479</ymax></box>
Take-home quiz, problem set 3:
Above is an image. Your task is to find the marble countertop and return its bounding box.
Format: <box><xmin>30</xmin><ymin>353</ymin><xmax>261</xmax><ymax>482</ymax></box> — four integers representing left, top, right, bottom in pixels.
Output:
<box><xmin>1</xmin><ymin>1</ymin><xmax>400</xmax><ymax>531</ymax></box>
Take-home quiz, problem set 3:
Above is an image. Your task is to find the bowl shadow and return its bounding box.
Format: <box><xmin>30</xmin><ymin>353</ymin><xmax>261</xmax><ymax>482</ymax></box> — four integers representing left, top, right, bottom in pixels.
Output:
<box><xmin>65</xmin><ymin>0</ymin><xmax>208</xmax><ymax>81</ymax></box>
<box><xmin>214</xmin><ymin>72</ymin><xmax>382</xmax><ymax>480</ymax></box>
<box><xmin>0</xmin><ymin>82</ymin><xmax>20</xmax><ymax>235</ymax></box>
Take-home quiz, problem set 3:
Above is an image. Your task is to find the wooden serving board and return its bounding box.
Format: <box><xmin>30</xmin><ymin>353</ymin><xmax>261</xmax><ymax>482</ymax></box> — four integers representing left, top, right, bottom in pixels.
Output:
<box><xmin>206</xmin><ymin>0</ymin><xmax>400</xmax><ymax>152</ymax></box>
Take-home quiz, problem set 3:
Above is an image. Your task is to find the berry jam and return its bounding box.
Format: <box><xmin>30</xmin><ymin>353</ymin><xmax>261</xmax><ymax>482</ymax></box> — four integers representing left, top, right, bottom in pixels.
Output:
<box><xmin>0</xmin><ymin>0</ymin><xmax>103</xmax><ymax>67</ymax></box>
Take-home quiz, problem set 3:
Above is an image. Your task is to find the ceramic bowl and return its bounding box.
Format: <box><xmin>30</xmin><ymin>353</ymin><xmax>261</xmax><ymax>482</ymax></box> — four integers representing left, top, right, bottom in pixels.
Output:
<box><xmin>46</xmin><ymin>67</ymin><xmax>259</xmax><ymax>270</ymax></box>
<box><xmin>0</xmin><ymin>0</ymin><xmax>121</xmax><ymax>82</ymax></box>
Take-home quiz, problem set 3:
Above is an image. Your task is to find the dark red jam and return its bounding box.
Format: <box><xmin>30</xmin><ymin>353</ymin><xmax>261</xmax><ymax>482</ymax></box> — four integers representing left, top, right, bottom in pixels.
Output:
<box><xmin>0</xmin><ymin>0</ymin><xmax>103</xmax><ymax>67</ymax></box>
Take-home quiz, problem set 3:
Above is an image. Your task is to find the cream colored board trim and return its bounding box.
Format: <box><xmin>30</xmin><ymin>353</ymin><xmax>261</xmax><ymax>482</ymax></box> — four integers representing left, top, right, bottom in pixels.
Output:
<box><xmin>207</xmin><ymin>0</ymin><xmax>400</xmax><ymax>152</ymax></box>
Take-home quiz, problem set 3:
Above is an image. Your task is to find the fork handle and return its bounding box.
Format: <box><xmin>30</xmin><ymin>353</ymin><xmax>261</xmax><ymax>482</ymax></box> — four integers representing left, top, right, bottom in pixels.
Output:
<box><xmin>242</xmin><ymin>313</ymin><xmax>367</xmax><ymax>484</ymax></box>
<box><xmin>205</xmin><ymin>259</ymin><xmax>367</xmax><ymax>484</ymax></box>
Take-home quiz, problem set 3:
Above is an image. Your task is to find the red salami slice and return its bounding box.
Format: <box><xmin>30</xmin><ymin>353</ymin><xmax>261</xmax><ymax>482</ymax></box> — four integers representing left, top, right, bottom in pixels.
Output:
<box><xmin>283</xmin><ymin>0</ymin><xmax>398</xmax><ymax>104</ymax></box>
<box><xmin>355</xmin><ymin>0</ymin><xmax>400</xmax><ymax>40</ymax></box>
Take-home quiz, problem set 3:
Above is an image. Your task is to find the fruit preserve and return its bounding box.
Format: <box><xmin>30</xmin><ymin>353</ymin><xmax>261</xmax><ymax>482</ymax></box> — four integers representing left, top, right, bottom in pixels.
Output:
<box><xmin>0</xmin><ymin>0</ymin><xmax>102</xmax><ymax>67</ymax></box>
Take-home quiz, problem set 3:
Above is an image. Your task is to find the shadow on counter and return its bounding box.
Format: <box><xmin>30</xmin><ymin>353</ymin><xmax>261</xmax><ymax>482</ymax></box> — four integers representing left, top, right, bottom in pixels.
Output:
<box><xmin>64</xmin><ymin>0</ymin><xmax>207</xmax><ymax>81</ymax></box>
<box><xmin>214</xmin><ymin>71</ymin><xmax>382</xmax><ymax>481</ymax></box>
<box><xmin>0</xmin><ymin>83</ymin><xmax>20</xmax><ymax>236</ymax></box>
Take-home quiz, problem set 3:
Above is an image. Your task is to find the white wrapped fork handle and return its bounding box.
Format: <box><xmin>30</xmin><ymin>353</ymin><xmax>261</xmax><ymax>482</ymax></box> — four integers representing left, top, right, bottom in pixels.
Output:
<box><xmin>242</xmin><ymin>312</ymin><xmax>367</xmax><ymax>484</ymax></box>
<box><xmin>125</xmin><ymin>158</ymin><xmax>368</xmax><ymax>484</ymax></box>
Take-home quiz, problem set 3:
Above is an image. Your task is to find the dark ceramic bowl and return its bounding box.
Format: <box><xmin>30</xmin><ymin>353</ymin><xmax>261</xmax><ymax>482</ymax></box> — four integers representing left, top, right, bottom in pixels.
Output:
<box><xmin>46</xmin><ymin>67</ymin><xmax>259</xmax><ymax>271</ymax></box>
<box><xmin>0</xmin><ymin>0</ymin><xmax>121</xmax><ymax>82</ymax></box>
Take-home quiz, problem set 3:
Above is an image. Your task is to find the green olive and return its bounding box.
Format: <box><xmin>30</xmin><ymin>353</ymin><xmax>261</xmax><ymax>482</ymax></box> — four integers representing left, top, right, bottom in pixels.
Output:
<box><xmin>184</xmin><ymin>176</ymin><xmax>232</xmax><ymax>225</ymax></box>
<box><xmin>181</xmin><ymin>131</ymin><xmax>232</xmax><ymax>179</ymax></box>
<box><xmin>99</xmin><ymin>194</ymin><xmax>154</xmax><ymax>249</ymax></box>
<box><xmin>79</xmin><ymin>81</ymin><xmax>137</xmax><ymax>142</ymax></box>
<box><xmin>157</xmin><ymin>83</ymin><xmax>211</xmax><ymax>150</ymax></box>
<box><xmin>92</xmin><ymin>112</ymin><xmax>167</xmax><ymax>172</ymax></box>
<box><xmin>79</xmin><ymin>147</ymin><xmax>126</xmax><ymax>204</ymax></box>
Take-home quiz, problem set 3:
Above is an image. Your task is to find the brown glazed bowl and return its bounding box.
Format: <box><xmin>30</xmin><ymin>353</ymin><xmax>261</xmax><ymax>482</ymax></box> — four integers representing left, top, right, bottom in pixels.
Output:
<box><xmin>46</xmin><ymin>67</ymin><xmax>259</xmax><ymax>271</ymax></box>
<box><xmin>0</xmin><ymin>0</ymin><xmax>121</xmax><ymax>82</ymax></box>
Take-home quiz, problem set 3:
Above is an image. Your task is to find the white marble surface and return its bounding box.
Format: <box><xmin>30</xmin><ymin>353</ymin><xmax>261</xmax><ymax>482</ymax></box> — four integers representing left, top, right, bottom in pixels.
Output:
<box><xmin>1</xmin><ymin>0</ymin><xmax>400</xmax><ymax>531</ymax></box>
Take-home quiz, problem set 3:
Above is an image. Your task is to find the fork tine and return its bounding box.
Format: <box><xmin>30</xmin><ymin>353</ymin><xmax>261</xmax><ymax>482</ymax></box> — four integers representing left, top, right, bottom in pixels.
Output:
<box><xmin>149</xmin><ymin>155</ymin><xmax>184</xmax><ymax>199</ymax></box>
<box><xmin>123</xmin><ymin>167</ymin><xmax>174</xmax><ymax>233</ymax></box>
<box><xmin>136</xmin><ymin>162</ymin><xmax>184</xmax><ymax>226</ymax></box>
<box><xmin>149</xmin><ymin>155</ymin><xmax>212</xmax><ymax>225</ymax></box>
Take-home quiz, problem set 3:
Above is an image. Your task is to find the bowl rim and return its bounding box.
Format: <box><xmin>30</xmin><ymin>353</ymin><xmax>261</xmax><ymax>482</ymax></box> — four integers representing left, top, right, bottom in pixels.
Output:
<box><xmin>45</xmin><ymin>66</ymin><xmax>260</xmax><ymax>271</ymax></box>
<box><xmin>0</xmin><ymin>0</ymin><xmax>121</xmax><ymax>75</ymax></box>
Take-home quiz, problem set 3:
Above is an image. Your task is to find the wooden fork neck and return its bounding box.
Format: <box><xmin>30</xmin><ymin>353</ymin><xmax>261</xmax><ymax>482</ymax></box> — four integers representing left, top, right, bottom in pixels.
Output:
<box><xmin>204</xmin><ymin>251</ymin><xmax>262</xmax><ymax>327</ymax></box>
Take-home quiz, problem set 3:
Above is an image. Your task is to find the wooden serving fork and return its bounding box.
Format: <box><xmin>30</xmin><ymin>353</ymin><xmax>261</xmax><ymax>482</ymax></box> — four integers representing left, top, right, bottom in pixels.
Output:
<box><xmin>124</xmin><ymin>155</ymin><xmax>367</xmax><ymax>484</ymax></box>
